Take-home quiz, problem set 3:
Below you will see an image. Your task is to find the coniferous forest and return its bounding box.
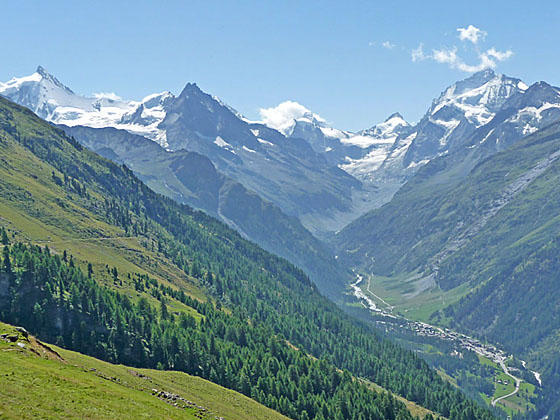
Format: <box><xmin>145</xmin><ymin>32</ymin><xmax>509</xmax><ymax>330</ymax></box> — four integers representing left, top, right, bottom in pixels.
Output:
<box><xmin>0</xmin><ymin>96</ymin><xmax>495</xmax><ymax>419</ymax></box>
<box><xmin>5</xmin><ymin>6</ymin><xmax>559</xmax><ymax>418</ymax></box>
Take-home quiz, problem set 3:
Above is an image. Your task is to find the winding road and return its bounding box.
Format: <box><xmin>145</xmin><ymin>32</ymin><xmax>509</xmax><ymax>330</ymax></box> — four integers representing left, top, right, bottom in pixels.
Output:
<box><xmin>491</xmin><ymin>359</ymin><xmax>521</xmax><ymax>407</ymax></box>
<box><xmin>350</xmin><ymin>272</ymin><xmax>532</xmax><ymax>410</ymax></box>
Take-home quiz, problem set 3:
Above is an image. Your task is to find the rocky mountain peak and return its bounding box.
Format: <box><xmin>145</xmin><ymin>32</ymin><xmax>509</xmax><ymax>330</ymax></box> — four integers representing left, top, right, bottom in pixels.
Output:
<box><xmin>180</xmin><ymin>82</ymin><xmax>205</xmax><ymax>98</ymax></box>
<box><xmin>36</xmin><ymin>65</ymin><xmax>49</xmax><ymax>77</ymax></box>
<box><xmin>35</xmin><ymin>65</ymin><xmax>74</xmax><ymax>93</ymax></box>
<box><xmin>384</xmin><ymin>112</ymin><xmax>405</xmax><ymax>122</ymax></box>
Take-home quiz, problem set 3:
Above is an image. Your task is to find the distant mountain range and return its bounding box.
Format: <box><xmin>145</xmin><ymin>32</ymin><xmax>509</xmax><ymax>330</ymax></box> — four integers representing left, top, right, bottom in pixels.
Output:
<box><xmin>1</xmin><ymin>67</ymin><xmax>360</xmax><ymax>235</ymax></box>
<box><xmin>4</xmin><ymin>64</ymin><xmax>560</xmax><ymax>417</ymax></box>
<box><xmin>335</xmin><ymin>74</ymin><xmax>560</xmax><ymax>275</ymax></box>
<box><xmin>59</xmin><ymin>124</ymin><xmax>349</xmax><ymax>298</ymax></box>
<box><xmin>4</xmin><ymin>65</ymin><xmax>560</xmax><ymax>297</ymax></box>
<box><xmin>4</xmin><ymin>67</ymin><xmax>558</xmax><ymax>237</ymax></box>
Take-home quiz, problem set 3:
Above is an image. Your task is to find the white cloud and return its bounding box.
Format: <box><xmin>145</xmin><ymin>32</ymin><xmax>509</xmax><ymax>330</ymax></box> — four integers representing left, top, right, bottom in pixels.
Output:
<box><xmin>259</xmin><ymin>101</ymin><xmax>325</xmax><ymax>135</ymax></box>
<box><xmin>382</xmin><ymin>41</ymin><xmax>396</xmax><ymax>49</ymax></box>
<box><xmin>432</xmin><ymin>47</ymin><xmax>458</xmax><ymax>66</ymax></box>
<box><xmin>425</xmin><ymin>46</ymin><xmax>512</xmax><ymax>72</ymax></box>
<box><xmin>457</xmin><ymin>25</ymin><xmax>487</xmax><ymax>44</ymax></box>
<box><xmin>486</xmin><ymin>47</ymin><xmax>513</xmax><ymax>61</ymax></box>
<box><xmin>411</xmin><ymin>26</ymin><xmax>513</xmax><ymax>73</ymax></box>
<box><xmin>411</xmin><ymin>43</ymin><xmax>427</xmax><ymax>62</ymax></box>
<box><xmin>93</xmin><ymin>92</ymin><xmax>122</xmax><ymax>101</ymax></box>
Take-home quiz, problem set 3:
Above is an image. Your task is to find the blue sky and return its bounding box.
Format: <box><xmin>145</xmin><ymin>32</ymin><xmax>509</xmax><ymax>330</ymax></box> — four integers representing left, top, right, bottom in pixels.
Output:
<box><xmin>2</xmin><ymin>0</ymin><xmax>559</xmax><ymax>130</ymax></box>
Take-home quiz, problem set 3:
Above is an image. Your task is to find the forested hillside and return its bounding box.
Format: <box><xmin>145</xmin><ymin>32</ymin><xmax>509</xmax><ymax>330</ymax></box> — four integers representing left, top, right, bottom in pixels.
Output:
<box><xmin>0</xmin><ymin>96</ymin><xmax>493</xmax><ymax>419</ymax></box>
<box><xmin>58</xmin><ymin>124</ymin><xmax>350</xmax><ymax>299</ymax></box>
<box><xmin>335</xmin><ymin>119</ymin><xmax>560</xmax><ymax>418</ymax></box>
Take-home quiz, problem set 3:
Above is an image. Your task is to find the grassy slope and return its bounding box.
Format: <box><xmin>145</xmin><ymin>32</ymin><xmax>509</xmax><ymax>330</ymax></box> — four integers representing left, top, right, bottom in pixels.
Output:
<box><xmin>476</xmin><ymin>356</ymin><xmax>535</xmax><ymax>417</ymax></box>
<box><xmin>59</xmin><ymin>124</ymin><xmax>350</xmax><ymax>299</ymax></box>
<box><xmin>0</xmin><ymin>322</ymin><xmax>287</xmax><ymax>420</ymax></box>
<box><xmin>0</xmin><ymin>104</ymin><xmax>207</xmax><ymax>314</ymax></box>
<box><xmin>357</xmin><ymin>272</ymin><xmax>471</xmax><ymax>322</ymax></box>
<box><xmin>336</xmin><ymin>121</ymin><xmax>560</xmax><ymax>323</ymax></box>
<box><xmin>0</xmin><ymin>97</ymin><xmax>451</xmax><ymax>418</ymax></box>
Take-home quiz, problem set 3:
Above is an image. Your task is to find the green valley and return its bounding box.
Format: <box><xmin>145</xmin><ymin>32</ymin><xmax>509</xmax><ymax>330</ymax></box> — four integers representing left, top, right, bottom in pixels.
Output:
<box><xmin>0</xmin><ymin>96</ymin><xmax>492</xmax><ymax>418</ymax></box>
<box><xmin>336</xmin><ymin>119</ymin><xmax>560</xmax><ymax>418</ymax></box>
<box><xmin>3</xmin><ymin>6</ymin><xmax>560</xmax><ymax>419</ymax></box>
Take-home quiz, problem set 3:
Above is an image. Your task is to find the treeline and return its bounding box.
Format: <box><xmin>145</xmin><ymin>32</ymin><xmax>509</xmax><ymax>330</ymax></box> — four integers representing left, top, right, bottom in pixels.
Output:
<box><xmin>0</xmin><ymin>96</ymin><xmax>494</xmax><ymax>419</ymax></box>
<box><xmin>0</xmin><ymin>242</ymin><xmax>417</xmax><ymax>420</ymax></box>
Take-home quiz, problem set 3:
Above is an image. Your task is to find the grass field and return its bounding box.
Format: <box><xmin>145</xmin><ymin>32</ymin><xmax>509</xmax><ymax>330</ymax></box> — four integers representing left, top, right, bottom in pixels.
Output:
<box><xmin>358</xmin><ymin>271</ymin><xmax>471</xmax><ymax>322</ymax></box>
<box><xmin>503</xmin><ymin>382</ymin><xmax>536</xmax><ymax>414</ymax></box>
<box><xmin>0</xmin><ymin>133</ymin><xmax>208</xmax><ymax>321</ymax></box>
<box><xmin>0</xmin><ymin>322</ymin><xmax>288</xmax><ymax>420</ymax></box>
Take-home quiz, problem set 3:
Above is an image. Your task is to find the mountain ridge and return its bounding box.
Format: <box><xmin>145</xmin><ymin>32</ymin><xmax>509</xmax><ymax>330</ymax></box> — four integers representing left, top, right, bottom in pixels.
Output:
<box><xmin>0</xmin><ymin>94</ymin><xmax>494</xmax><ymax>420</ymax></box>
<box><xmin>4</xmin><ymin>67</ymin><xmax>556</xmax><ymax>237</ymax></box>
<box><xmin>59</xmin><ymin>123</ymin><xmax>350</xmax><ymax>298</ymax></box>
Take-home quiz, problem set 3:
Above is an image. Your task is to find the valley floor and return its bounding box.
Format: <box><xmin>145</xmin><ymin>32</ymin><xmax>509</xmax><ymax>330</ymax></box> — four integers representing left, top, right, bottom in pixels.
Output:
<box><xmin>349</xmin><ymin>273</ymin><xmax>540</xmax><ymax>417</ymax></box>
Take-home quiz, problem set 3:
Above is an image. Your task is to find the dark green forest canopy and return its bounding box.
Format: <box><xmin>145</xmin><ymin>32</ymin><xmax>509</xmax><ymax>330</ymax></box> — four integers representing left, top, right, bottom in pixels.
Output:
<box><xmin>335</xmin><ymin>116</ymin><xmax>560</xmax><ymax>418</ymax></box>
<box><xmin>0</xmin><ymin>96</ymin><xmax>493</xmax><ymax>419</ymax></box>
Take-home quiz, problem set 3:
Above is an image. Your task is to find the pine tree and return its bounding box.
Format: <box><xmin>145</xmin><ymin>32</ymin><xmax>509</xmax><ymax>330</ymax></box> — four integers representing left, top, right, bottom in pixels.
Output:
<box><xmin>1</xmin><ymin>227</ymin><xmax>9</xmax><ymax>245</ymax></box>
<box><xmin>2</xmin><ymin>246</ymin><xmax>11</xmax><ymax>274</ymax></box>
<box><xmin>160</xmin><ymin>300</ymin><xmax>169</xmax><ymax>320</ymax></box>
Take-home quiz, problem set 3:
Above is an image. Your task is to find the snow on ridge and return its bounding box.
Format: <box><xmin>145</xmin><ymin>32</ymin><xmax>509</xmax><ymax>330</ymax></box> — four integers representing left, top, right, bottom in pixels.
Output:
<box><xmin>429</xmin><ymin>72</ymin><xmax>526</xmax><ymax>128</ymax></box>
<box><xmin>214</xmin><ymin>136</ymin><xmax>231</xmax><ymax>148</ymax></box>
<box><xmin>257</xmin><ymin>138</ymin><xmax>274</xmax><ymax>146</ymax></box>
<box><xmin>319</xmin><ymin>126</ymin><xmax>347</xmax><ymax>139</ymax></box>
<box><xmin>0</xmin><ymin>71</ymin><xmax>42</xmax><ymax>89</ymax></box>
<box><xmin>0</xmin><ymin>68</ymin><xmax>171</xmax><ymax>144</ymax></box>
<box><xmin>510</xmin><ymin>102</ymin><xmax>560</xmax><ymax>122</ymax></box>
<box><xmin>340</xmin><ymin>134</ymin><xmax>397</xmax><ymax>148</ymax></box>
<box><xmin>142</xmin><ymin>91</ymin><xmax>173</xmax><ymax>102</ymax></box>
<box><xmin>242</xmin><ymin>145</ymin><xmax>257</xmax><ymax>153</ymax></box>
<box><xmin>341</xmin><ymin>147</ymin><xmax>391</xmax><ymax>175</ymax></box>
<box><xmin>354</xmin><ymin>114</ymin><xmax>410</xmax><ymax>146</ymax></box>
<box><xmin>93</xmin><ymin>92</ymin><xmax>123</xmax><ymax>101</ymax></box>
<box><xmin>406</xmin><ymin>158</ymin><xmax>430</xmax><ymax>169</ymax></box>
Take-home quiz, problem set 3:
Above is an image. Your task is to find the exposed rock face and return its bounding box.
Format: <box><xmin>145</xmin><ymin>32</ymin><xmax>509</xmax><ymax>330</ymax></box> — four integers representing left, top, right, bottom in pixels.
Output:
<box><xmin>4</xmin><ymin>67</ymin><xmax>560</xmax><ymax>236</ymax></box>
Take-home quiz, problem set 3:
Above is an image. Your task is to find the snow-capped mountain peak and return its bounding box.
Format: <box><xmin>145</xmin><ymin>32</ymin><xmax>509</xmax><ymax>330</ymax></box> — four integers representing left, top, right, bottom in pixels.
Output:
<box><xmin>119</xmin><ymin>91</ymin><xmax>174</xmax><ymax>129</ymax></box>
<box><xmin>428</xmin><ymin>69</ymin><xmax>526</xmax><ymax>127</ymax></box>
<box><xmin>400</xmin><ymin>70</ymin><xmax>529</xmax><ymax>167</ymax></box>
<box><xmin>361</xmin><ymin>112</ymin><xmax>410</xmax><ymax>138</ymax></box>
<box><xmin>0</xmin><ymin>65</ymin><xmax>86</xmax><ymax>118</ymax></box>
<box><xmin>0</xmin><ymin>67</ymin><xmax>173</xmax><ymax>145</ymax></box>
<box><xmin>141</xmin><ymin>91</ymin><xmax>174</xmax><ymax>108</ymax></box>
<box><xmin>385</xmin><ymin>111</ymin><xmax>405</xmax><ymax>121</ymax></box>
<box><xmin>4</xmin><ymin>66</ymin><xmax>560</xmax><ymax>217</ymax></box>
